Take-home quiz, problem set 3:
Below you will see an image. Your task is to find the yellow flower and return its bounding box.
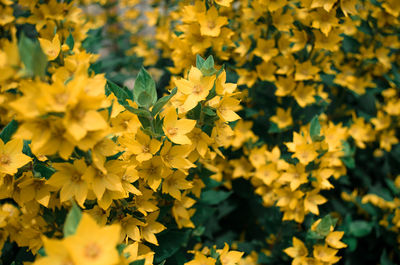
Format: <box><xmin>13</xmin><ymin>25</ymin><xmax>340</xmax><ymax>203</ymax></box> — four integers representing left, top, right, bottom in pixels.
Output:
<box><xmin>215</xmin><ymin>0</ymin><xmax>233</xmax><ymax>7</ymax></box>
<box><xmin>137</xmin><ymin>156</ymin><xmax>166</xmax><ymax>191</ymax></box>
<box><xmin>270</xmin><ymin>107</ymin><xmax>293</xmax><ymax>129</ymax></box>
<box><xmin>141</xmin><ymin>211</ymin><xmax>166</xmax><ymax>245</ymax></box>
<box><xmin>370</xmin><ymin>111</ymin><xmax>391</xmax><ymax>131</ymax></box>
<box><xmin>214</xmin><ymin>97</ymin><xmax>241</xmax><ymax>122</ymax></box>
<box><xmin>235</xmin><ymin>68</ymin><xmax>258</xmax><ymax>88</ymax></box>
<box><xmin>215</xmin><ymin>70</ymin><xmax>237</xmax><ymax>96</ymax></box>
<box><xmin>175</xmin><ymin>67</ymin><xmax>216</xmax><ymax>112</ymax></box>
<box><xmin>254</xmin><ymin>163</ymin><xmax>279</xmax><ymax>185</ymax></box>
<box><xmin>197</xmin><ymin>6</ymin><xmax>228</xmax><ymax>37</ymax></box>
<box><xmin>217</xmin><ymin>243</ymin><xmax>244</xmax><ymax>265</ymax></box>
<box><xmin>256</xmin><ymin>61</ymin><xmax>277</xmax><ymax>82</ymax></box>
<box><xmin>160</xmin><ymin>140</ymin><xmax>195</xmax><ymax>172</ymax></box>
<box><xmin>65</xmin><ymin>105</ymin><xmax>108</xmax><ymax>142</ymax></box>
<box><xmin>0</xmin><ymin>6</ymin><xmax>14</xmax><ymax>26</ymax></box>
<box><xmin>119</xmin><ymin>215</ymin><xmax>144</xmax><ymax>242</ymax></box>
<box><xmin>110</xmin><ymin>110</ymin><xmax>141</xmax><ymax>134</ymax></box>
<box><xmin>275</xmin><ymin>76</ymin><xmax>296</xmax><ymax>97</ymax></box>
<box><xmin>280</xmin><ymin>163</ymin><xmax>308</xmax><ymax>191</ymax></box>
<box><xmin>14</xmin><ymin>117</ymin><xmax>74</xmax><ymax>159</ymax></box>
<box><xmin>119</xmin><ymin>130</ymin><xmax>162</xmax><ymax>162</ymax></box>
<box><xmin>325</xmin><ymin>231</ymin><xmax>347</xmax><ymax>249</ymax></box>
<box><xmin>16</xmin><ymin>172</ymin><xmax>52</xmax><ymax>207</ymax></box>
<box><xmin>185</xmin><ymin>253</ymin><xmax>216</xmax><ymax>265</ymax></box>
<box><xmin>46</xmin><ymin>159</ymin><xmax>92</xmax><ymax>207</ymax></box>
<box><xmin>83</xmin><ymin>160</ymin><xmax>125</xmax><ymax>201</ymax></box>
<box><xmin>38</xmin><ymin>33</ymin><xmax>60</xmax><ymax>61</ymax></box>
<box><xmin>162</xmin><ymin>107</ymin><xmax>196</xmax><ymax>145</ymax></box>
<box><xmin>162</xmin><ymin>170</ymin><xmax>192</xmax><ymax>200</ymax></box>
<box><xmin>286</xmin><ymin>132</ymin><xmax>318</xmax><ymax>165</ymax></box>
<box><xmin>379</xmin><ymin>130</ymin><xmax>398</xmax><ymax>152</ymax></box>
<box><xmin>0</xmin><ymin>138</ymin><xmax>31</xmax><ymax>175</ymax></box>
<box><xmin>304</xmin><ymin>191</ymin><xmax>327</xmax><ymax>215</ymax></box>
<box><xmin>311</xmin><ymin>0</ymin><xmax>336</xmax><ymax>12</ymax></box>
<box><xmin>284</xmin><ymin>237</ymin><xmax>308</xmax><ymax>265</ymax></box>
<box><xmin>295</xmin><ymin>61</ymin><xmax>320</xmax><ymax>81</ymax></box>
<box><xmin>32</xmin><ymin>237</ymin><xmax>75</xmax><ymax>265</ymax></box>
<box><xmin>311</xmin><ymin>8</ymin><xmax>339</xmax><ymax>36</ymax></box>
<box><xmin>187</xmin><ymin>127</ymin><xmax>213</xmax><ymax>158</ymax></box>
<box><xmin>313</xmin><ymin>245</ymin><xmax>340</xmax><ymax>263</ymax></box>
<box><xmin>172</xmin><ymin>193</ymin><xmax>196</xmax><ymax>228</ymax></box>
<box><xmin>64</xmin><ymin>213</ymin><xmax>120</xmax><ymax>265</ymax></box>
<box><xmin>349</xmin><ymin>115</ymin><xmax>375</xmax><ymax>149</ymax></box>
<box><xmin>382</xmin><ymin>0</ymin><xmax>400</xmax><ymax>17</ymax></box>
<box><xmin>263</xmin><ymin>0</ymin><xmax>287</xmax><ymax>12</ymax></box>
<box><xmin>253</xmin><ymin>38</ymin><xmax>279</xmax><ymax>62</ymax></box>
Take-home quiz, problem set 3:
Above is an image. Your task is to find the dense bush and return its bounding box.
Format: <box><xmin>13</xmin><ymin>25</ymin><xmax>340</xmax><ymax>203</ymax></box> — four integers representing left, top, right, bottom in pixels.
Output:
<box><xmin>0</xmin><ymin>0</ymin><xmax>400</xmax><ymax>264</ymax></box>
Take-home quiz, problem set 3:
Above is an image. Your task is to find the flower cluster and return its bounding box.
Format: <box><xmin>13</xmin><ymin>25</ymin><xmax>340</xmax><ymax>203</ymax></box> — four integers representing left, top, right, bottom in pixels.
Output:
<box><xmin>0</xmin><ymin>1</ymin><xmax>245</xmax><ymax>264</ymax></box>
<box><xmin>2</xmin><ymin>0</ymin><xmax>400</xmax><ymax>264</ymax></box>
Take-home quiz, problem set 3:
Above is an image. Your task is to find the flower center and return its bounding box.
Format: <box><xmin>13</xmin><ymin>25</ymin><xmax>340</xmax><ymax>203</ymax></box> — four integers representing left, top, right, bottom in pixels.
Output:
<box><xmin>193</xmin><ymin>84</ymin><xmax>203</xmax><ymax>95</ymax></box>
<box><xmin>167</xmin><ymin>127</ymin><xmax>178</xmax><ymax>137</ymax></box>
<box><xmin>0</xmin><ymin>154</ymin><xmax>11</xmax><ymax>165</ymax></box>
<box><xmin>71</xmin><ymin>173</ymin><xmax>81</xmax><ymax>182</ymax></box>
<box><xmin>142</xmin><ymin>145</ymin><xmax>150</xmax><ymax>153</ymax></box>
<box><xmin>84</xmin><ymin>242</ymin><xmax>101</xmax><ymax>260</ymax></box>
<box><xmin>207</xmin><ymin>21</ymin><xmax>216</xmax><ymax>29</ymax></box>
<box><xmin>148</xmin><ymin>165</ymin><xmax>157</xmax><ymax>176</ymax></box>
<box><xmin>72</xmin><ymin>107</ymin><xmax>86</xmax><ymax>121</ymax></box>
<box><xmin>164</xmin><ymin>154</ymin><xmax>171</xmax><ymax>162</ymax></box>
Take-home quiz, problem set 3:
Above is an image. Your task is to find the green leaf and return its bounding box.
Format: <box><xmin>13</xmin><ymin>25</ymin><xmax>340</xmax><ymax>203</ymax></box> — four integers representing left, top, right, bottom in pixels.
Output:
<box><xmin>37</xmin><ymin>248</ymin><xmax>46</xmax><ymax>257</ymax></box>
<box><xmin>117</xmin><ymin>244</ymin><xmax>127</xmax><ymax>255</ymax></box>
<box><xmin>200</xmin><ymin>55</ymin><xmax>217</xmax><ymax>76</ymax></box>
<box><xmin>316</xmin><ymin>215</ymin><xmax>337</xmax><ymax>237</ymax></box>
<box><xmin>310</xmin><ymin>115</ymin><xmax>321</xmax><ymax>142</ymax></box>
<box><xmin>134</xmin><ymin>67</ymin><xmax>157</xmax><ymax>109</ymax></box>
<box><xmin>151</xmin><ymin>87</ymin><xmax>177</xmax><ymax>116</ymax></box>
<box><xmin>342</xmin><ymin>237</ymin><xmax>357</xmax><ymax>252</ymax></box>
<box><xmin>306</xmin><ymin>230</ymin><xmax>325</xmax><ymax>240</ymax></box>
<box><xmin>0</xmin><ymin>120</ymin><xmax>18</xmax><ymax>143</ymax></box>
<box><xmin>341</xmin><ymin>156</ymin><xmax>355</xmax><ymax>169</ymax></box>
<box><xmin>18</xmin><ymin>33</ymin><xmax>48</xmax><ymax>78</ymax></box>
<box><xmin>153</xmin><ymin>115</ymin><xmax>164</xmax><ymax>136</ymax></box>
<box><xmin>124</xmin><ymin>105</ymin><xmax>152</xmax><ymax>119</ymax></box>
<box><xmin>63</xmin><ymin>203</ymin><xmax>82</xmax><ymax>237</ymax></box>
<box><xmin>380</xmin><ymin>249</ymin><xmax>394</xmax><ymax>265</ymax></box>
<box><xmin>201</xmin><ymin>190</ymin><xmax>232</xmax><ymax>205</ymax></box>
<box><xmin>66</xmin><ymin>32</ymin><xmax>75</xmax><ymax>50</ymax></box>
<box><xmin>154</xmin><ymin>230</ymin><xmax>191</xmax><ymax>263</ymax></box>
<box><xmin>384</xmin><ymin>178</ymin><xmax>400</xmax><ymax>195</ymax></box>
<box><xmin>203</xmin><ymin>106</ymin><xmax>217</xmax><ymax>116</ymax></box>
<box><xmin>348</xmin><ymin>220</ymin><xmax>373</xmax><ymax>237</ymax></box>
<box><xmin>130</xmin><ymin>259</ymin><xmax>145</xmax><ymax>265</ymax></box>
<box><xmin>33</xmin><ymin>162</ymin><xmax>56</xmax><ymax>179</ymax></box>
<box><xmin>137</xmin><ymin>91</ymin><xmax>154</xmax><ymax>109</ymax></box>
<box><xmin>196</xmin><ymin>54</ymin><xmax>205</xmax><ymax>69</ymax></box>
<box><xmin>106</xmin><ymin>80</ymin><xmax>133</xmax><ymax>105</ymax></box>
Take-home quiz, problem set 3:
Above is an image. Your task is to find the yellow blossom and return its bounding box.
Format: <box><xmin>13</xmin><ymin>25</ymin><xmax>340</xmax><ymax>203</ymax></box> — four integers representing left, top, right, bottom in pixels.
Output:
<box><xmin>325</xmin><ymin>231</ymin><xmax>347</xmax><ymax>249</ymax></box>
<box><xmin>0</xmin><ymin>138</ymin><xmax>31</xmax><ymax>175</ymax></box>
<box><xmin>38</xmin><ymin>33</ymin><xmax>60</xmax><ymax>61</ymax></box>
<box><xmin>175</xmin><ymin>66</ymin><xmax>216</xmax><ymax>112</ymax></box>
<box><xmin>162</xmin><ymin>107</ymin><xmax>196</xmax><ymax>145</ymax></box>
<box><xmin>64</xmin><ymin>213</ymin><xmax>120</xmax><ymax>265</ymax></box>
<box><xmin>270</xmin><ymin>107</ymin><xmax>293</xmax><ymax>129</ymax></box>
<box><xmin>197</xmin><ymin>6</ymin><xmax>228</xmax><ymax>37</ymax></box>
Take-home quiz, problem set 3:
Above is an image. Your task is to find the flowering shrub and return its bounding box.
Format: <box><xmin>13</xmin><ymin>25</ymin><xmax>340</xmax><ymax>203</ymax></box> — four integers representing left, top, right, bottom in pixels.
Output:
<box><xmin>1</xmin><ymin>0</ymin><xmax>400</xmax><ymax>264</ymax></box>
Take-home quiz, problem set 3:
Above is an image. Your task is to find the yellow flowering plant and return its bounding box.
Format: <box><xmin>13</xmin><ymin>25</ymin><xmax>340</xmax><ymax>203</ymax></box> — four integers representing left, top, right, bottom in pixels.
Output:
<box><xmin>1</xmin><ymin>0</ymin><xmax>400</xmax><ymax>264</ymax></box>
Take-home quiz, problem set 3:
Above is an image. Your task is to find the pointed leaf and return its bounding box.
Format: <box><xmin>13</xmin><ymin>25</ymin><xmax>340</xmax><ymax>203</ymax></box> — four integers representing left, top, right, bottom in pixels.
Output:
<box><xmin>134</xmin><ymin>67</ymin><xmax>157</xmax><ymax>108</ymax></box>
<box><xmin>63</xmin><ymin>203</ymin><xmax>82</xmax><ymax>237</ymax></box>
